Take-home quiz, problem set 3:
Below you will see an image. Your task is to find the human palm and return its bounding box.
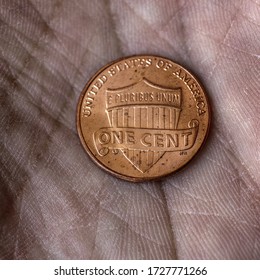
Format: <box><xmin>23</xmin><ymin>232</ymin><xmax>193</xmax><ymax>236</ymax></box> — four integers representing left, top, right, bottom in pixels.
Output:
<box><xmin>0</xmin><ymin>0</ymin><xmax>259</xmax><ymax>259</ymax></box>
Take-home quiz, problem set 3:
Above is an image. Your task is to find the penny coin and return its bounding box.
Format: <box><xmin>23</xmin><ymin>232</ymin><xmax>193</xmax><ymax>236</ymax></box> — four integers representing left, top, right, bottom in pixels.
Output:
<box><xmin>77</xmin><ymin>55</ymin><xmax>210</xmax><ymax>182</ymax></box>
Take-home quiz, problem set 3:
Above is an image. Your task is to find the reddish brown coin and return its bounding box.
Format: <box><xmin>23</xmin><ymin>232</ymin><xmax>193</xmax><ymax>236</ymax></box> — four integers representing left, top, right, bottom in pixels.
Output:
<box><xmin>77</xmin><ymin>55</ymin><xmax>210</xmax><ymax>182</ymax></box>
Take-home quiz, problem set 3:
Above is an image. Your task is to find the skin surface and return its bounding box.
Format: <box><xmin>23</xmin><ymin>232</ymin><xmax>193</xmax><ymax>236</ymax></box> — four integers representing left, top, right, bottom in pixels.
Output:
<box><xmin>0</xmin><ymin>0</ymin><xmax>259</xmax><ymax>259</ymax></box>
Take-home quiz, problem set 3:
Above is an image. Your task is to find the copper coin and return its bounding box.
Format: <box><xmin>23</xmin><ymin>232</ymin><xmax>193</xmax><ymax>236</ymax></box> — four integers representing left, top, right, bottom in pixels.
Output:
<box><xmin>77</xmin><ymin>55</ymin><xmax>210</xmax><ymax>182</ymax></box>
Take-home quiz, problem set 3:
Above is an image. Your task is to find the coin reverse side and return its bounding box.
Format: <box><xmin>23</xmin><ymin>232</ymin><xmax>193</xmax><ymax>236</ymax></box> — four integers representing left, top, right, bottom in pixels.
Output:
<box><xmin>77</xmin><ymin>55</ymin><xmax>210</xmax><ymax>182</ymax></box>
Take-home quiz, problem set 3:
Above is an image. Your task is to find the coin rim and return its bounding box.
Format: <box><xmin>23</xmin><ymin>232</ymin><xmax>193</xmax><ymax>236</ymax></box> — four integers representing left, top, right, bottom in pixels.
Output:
<box><xmin>76</xmin><ymin>55</ymin><xmax>211</xmax><ymax>182</ymax></box>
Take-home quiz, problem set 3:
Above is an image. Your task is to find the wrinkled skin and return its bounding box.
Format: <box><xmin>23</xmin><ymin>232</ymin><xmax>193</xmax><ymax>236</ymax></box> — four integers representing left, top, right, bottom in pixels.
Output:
<box><xmin>0</xmin><ymin>0</ymin><xmax>259</xmax><ymax>259</ymax></box>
